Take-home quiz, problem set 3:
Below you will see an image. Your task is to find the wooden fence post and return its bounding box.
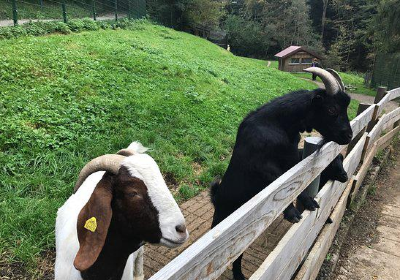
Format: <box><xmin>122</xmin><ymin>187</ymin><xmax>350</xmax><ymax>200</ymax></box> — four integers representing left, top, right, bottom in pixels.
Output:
<box><xmin>367</xmin><ymin>86</ymin><xmax>388</xmax><ymax>132</ymax></box>
<box><xmin>302</xmin><ymin>137</ymin><xmax>322</xmax><ymax>197</ymax></box>
<box><xmin>360</xmin><ymin>87</ymin><xmax>388</xmax><ymax>161</ymax></box>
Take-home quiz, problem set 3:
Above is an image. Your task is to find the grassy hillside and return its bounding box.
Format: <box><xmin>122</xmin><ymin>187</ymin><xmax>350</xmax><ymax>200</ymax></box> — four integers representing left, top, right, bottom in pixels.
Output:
<box><xmin>0</xmin><ymin>21</ymin><xmax>358</xmax><ymax>268</ymax></box>
<box><xmin>0</xmin><ymin>0</ymin><xmax>92</xmax><ymax>20</ymax></box>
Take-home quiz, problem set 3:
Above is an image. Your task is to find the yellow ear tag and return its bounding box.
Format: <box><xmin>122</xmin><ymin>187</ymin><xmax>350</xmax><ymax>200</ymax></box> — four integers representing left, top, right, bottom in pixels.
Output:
<box><xmin>84</xmin><ymin>217</ymin><xmax>97</xmax><ymax>232</ymax></box>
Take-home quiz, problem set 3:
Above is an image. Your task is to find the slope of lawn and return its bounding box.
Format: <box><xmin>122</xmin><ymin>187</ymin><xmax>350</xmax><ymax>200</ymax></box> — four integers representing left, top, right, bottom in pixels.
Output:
<box><xmin>0</xmin><ymin>21</ymin><xmax>358</xmax><ymax>268</ymax></box>
<box><xmin>0</xmin><ymin>0</ymin><xmax>93</xmax><ymax>20</ymax></box>
<box><xmin>268</xmin><ymin>60</ymin><xmax>376</xmax><ymax>96</ymax></box>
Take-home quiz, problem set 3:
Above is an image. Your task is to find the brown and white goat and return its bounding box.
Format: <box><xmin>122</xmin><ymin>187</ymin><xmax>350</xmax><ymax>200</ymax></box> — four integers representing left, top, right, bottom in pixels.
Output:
<box><xmin>55</xmin><ymin>142</ymin><xmax>188</xmax><ymax>280</ymax></box>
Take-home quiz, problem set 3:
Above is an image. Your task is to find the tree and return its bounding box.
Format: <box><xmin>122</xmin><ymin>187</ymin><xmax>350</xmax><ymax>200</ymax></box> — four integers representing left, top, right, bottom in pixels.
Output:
<box><xmin>321</xmin><ymin>0</ymin><xmax>329</xmax><ymax>41</ymax></box>
<box><xmin>184</xmin><ymin>0</ymin><xmax>226</xmax><ymax>29</ymax></box>
<box><xmin>371</xmin><ymin>0</ymin><xmax>400</xmax><ymax>53</ymax></box>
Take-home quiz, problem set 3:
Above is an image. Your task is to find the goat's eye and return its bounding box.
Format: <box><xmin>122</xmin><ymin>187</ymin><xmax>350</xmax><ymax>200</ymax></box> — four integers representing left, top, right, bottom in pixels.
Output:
<box><xmin>328</xmin><ymin>107</ymin><xmax>338</xmax><ymax>116</ymax></box>
<box><xmin>126</xmin><ymin>191</ymin><xmax>138</xmax><ymax>198</ymax></box>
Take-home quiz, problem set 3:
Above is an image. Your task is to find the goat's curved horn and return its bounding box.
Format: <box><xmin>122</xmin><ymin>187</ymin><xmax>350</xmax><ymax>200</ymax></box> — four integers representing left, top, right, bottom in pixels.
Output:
<box><xmin>303</xmin><ymin>67</ymin><xmax>340</xmax><ymax>95</ymax></box>
<box><xmin>117</xmin><ymin>149</ymin><xmax>135</xmax><ymax>157</ymax></box>
<box><xmin>326</xmin><ymin>68</ymin><xmax>345</xmax><ymax>92</ymax></box>
<box><xmin>74</xmin><ymin>154</ymin><xmax>126</xmax><ymax>193</ymax></box>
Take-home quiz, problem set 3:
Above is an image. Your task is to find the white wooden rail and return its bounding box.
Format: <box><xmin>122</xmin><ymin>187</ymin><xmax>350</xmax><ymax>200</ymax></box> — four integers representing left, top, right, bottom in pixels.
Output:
<box><xmin>149</xmin><ymin>86</ymin><xmax>400</xmax><ymax>280</ymax></box>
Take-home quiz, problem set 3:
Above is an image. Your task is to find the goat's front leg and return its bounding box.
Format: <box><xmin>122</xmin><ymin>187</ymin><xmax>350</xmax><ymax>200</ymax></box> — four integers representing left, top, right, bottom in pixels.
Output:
<box><xmin>283</xmin><ymin>203</ymin><xmax>302</xmax><ymax>223</ymax></box>
<box><xmin>297</xmin><ymin>192</ymin><xmax>320</xmax><ymax>211</ymax></box>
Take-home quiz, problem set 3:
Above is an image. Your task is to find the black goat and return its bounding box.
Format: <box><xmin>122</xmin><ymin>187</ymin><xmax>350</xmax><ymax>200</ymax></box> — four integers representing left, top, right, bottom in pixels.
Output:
<box><xmin>296</xmin><ymin>151</ymin><xmax>348</xmax><ymax>223</ymax></box>
<box><xmin>210</xmin><ymin>68</ymin><xmax>352</xmax><ymax>280</ymax></box>
<box><xmin>297</xmin><ymin>149</ymin><xmax>348</xmax><ymax>190</ymax></box>
<box><xmin>319</xmin><ymin>153</ymin><xmax>348</xmax><ymax>188</ymax></box>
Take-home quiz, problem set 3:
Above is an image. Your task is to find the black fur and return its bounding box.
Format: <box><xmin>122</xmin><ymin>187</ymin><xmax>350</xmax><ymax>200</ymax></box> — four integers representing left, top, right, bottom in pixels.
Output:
<box><xmin>210</xmin><ymin>89</ymin><xmax>352</xmax><ymax>280</ymax></box>
<box><xmin>319</xmin><ymin>153</ymin><xmax>348</xmax><ymax>188</ymax></box>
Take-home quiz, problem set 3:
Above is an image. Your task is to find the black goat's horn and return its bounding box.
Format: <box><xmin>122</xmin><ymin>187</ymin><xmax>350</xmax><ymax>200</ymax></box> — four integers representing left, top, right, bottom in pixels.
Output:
<box><xmin>326</xmin><ymin>68</ymin><xmax>345</xmax><ymax>92</ymax></box>
<box><xmin>304</xmin><ymin>67</ymin><xmax>341</xmax><ymax>95</ymax></box>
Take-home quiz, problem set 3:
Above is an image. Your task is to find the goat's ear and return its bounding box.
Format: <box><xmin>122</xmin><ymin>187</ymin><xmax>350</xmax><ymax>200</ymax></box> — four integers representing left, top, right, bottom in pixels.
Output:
<box><xmin>312</xmin><ymin>92</ymin><xmax>324</xmax><ymax>105</ymax></box>
<box><xmin>73</xmin><ymin>174</ymin><xmax>113</xmax><ymax>272</ymax></box>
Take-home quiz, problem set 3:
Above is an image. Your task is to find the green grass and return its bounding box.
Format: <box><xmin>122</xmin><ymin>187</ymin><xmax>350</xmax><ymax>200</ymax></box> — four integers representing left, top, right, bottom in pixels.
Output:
<box><xmin>0</xmin><ymin>0</ymin><xmax>108</xmax><ymax>20</ymax></box>
<box><xmin>268</xmin><ymin>60</ymin><xmax>278</xmax><ymax>69</ymax></box>
<box><xmin>268</xmin><ymin>59</ymin><xmax>376</xmax><ymax>96</ymax></box>
<box><xmin>0</xmin><ymin>22</ymin><xmax>358</xmax><ymax>268</ymax></box>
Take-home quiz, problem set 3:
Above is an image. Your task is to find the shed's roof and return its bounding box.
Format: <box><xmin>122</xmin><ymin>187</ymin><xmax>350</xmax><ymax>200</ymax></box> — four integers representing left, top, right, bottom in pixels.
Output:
<box><xmin>275</xmin><ymin>46</ymin><xmax>301</xmax><ymax>58</ymax></box>
<box><xmin>275</xmin><ymin>46</ymin><xmax>322</xmax><ymax>59</ymax></box>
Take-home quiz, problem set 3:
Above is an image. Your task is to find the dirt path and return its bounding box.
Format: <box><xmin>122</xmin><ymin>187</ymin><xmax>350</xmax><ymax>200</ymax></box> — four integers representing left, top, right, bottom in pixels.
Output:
<box><xmin>331</xmin><ymin>145</ymin><xmax>400</xmax><ymax>280</ymax></box>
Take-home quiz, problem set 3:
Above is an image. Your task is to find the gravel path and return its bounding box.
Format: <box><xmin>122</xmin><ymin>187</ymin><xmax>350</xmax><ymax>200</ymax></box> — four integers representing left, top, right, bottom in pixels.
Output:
<box><xmin>331</xmin><ymin>145</ymin><xmax>400</xmax><ymax>280</ymax></box>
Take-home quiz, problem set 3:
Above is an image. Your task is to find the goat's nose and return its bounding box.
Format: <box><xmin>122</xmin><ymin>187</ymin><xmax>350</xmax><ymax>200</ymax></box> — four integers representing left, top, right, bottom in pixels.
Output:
<box><xmin>175</xmin><ymin>224</ymin><xmax>187</xmax><ymax>234</ymax></box>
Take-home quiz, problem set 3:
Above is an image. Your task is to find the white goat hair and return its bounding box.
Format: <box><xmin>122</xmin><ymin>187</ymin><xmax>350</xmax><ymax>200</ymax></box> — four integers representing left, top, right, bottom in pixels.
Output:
<box><xmin>55</xmin><ymin>142</ymin><xmax>148</xmax><ymax>280</ymax></box>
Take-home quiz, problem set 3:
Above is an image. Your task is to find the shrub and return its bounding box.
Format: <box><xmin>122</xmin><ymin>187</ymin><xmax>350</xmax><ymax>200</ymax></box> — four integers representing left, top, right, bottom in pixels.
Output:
<box><xmin>0</xmin><ymin>19</ymin><xmax>149</xmax><ymax>41</ymax></box>
<box><xmin>67</xmin><ymin>19</ymin><xmax>85</xmax><ymax>32</ymax></box>
<box><xmin>81</xmin><ymin>18</ymin><xmax>99</xmax><ymax>31</ymax></box>
<box><xmin>0</xmin><ymin>27</ymin><xmax>13</xmax><ymax>39</ymax></box>
<box><xmin>24</xmin><ymin>22</ymin><xmax>47</xmax><ymax>36</ymax></box>
<box><xmin>53</xmin><ymin>22</ymin><xmax>72</xmax><ymax>34</ymax></box>
<box><xmin>10</xmin><ymin>25</ymin><xmax>27</xmax><ymax>37</ymax></box>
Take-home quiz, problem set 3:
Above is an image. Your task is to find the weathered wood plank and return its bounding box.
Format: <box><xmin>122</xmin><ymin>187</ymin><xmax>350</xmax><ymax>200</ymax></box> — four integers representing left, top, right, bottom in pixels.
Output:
<box><xmin>375</xmin><ymin>126</ymin><xmax>400</xmax><ymax>151</ymax></box>
<box><xmin>346</xmin><ymin>104</ymin><xmax>371</xmax><ymax>155</ymax></box>
<box><xmin>387</xmin><ymin>87</ymin><xmax>400</xmax><ymax>101</ymax></box>
<box><xmin>350</xmin><ymin>104</ymin><xmax>375</xmax><ymax>137</ymax></box>
<box><xmin>294</xmin><ymin>179</ymin><xmax>353</xmax><ymax>280</ymax></box>
<box><xmin>149</xmin><ymin>141</ymin><xmax>344</xmax><ymax>280</ymax></box>
<box><xmin>381</xmin><ymin>107</ymin><xmax>400</xmax><ymax>131</ymax></box>
<box><xmin>376</xmin><ymin>88</ymin><xmax>400</xmax><ymax>116</ymax></box>
<box><xmin>249</xmin><ymin>134</ymin><xmax>366</xmax><ymax>280</ymax></box>
<box><xmin>364</xmin><ymin>107</ymin><xmax>399</xmax><ymax>152</ymax></box>
<box><xmin>366</xmin><ymin>115</ymin><xmax>386</xmax><ymax>150</ymax></box>
<box><xmin>350</xmin><ymin>143</ymin><xmax>378</xmax><ymax>202</ymax></box>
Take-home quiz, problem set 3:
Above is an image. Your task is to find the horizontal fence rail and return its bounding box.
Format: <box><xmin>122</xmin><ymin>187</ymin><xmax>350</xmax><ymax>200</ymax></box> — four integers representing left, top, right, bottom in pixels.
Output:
<box><xmin>149</xmin><ymin>86</ymin><xmax>400</xmax><ymax>280</ymax></box>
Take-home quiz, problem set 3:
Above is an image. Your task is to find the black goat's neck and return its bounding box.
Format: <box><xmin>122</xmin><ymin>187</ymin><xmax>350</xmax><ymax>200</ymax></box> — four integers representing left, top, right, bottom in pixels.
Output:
<box><xmin>267</xmin><ymin>92</ymin><xmax>314</xmax><ymax>139</ymax></box>
<box><xmin>80</xmin><ymin>218</ymin><xmax>142</xmax><ymax>280</ymax></box>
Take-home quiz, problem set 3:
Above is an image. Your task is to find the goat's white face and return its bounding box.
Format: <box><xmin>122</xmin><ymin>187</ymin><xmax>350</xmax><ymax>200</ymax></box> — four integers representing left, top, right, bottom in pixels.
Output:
<box><xmin>122</xmin><ymin>154</ymin><xmax>189</xmax><ymax>247</ymax></box>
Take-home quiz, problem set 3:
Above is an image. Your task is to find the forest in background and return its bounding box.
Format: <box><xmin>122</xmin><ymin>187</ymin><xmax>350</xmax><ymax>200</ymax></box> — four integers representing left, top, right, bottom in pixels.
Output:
<box><xmin>147</xmin><ymin>0</ymin><xmax>399</xmax><ymax>72</ymax></box>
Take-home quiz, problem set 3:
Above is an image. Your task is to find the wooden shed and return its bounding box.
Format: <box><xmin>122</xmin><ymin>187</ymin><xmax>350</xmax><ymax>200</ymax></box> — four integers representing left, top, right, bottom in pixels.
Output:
<box><xmin>275</xmin><ymin>46</ymin><xmax>322</xmax><ymax>72</ymax></box>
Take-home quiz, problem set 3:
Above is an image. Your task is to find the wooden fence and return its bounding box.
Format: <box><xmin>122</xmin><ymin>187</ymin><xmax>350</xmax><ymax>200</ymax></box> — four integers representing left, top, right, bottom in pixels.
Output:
<box><xmin>149</xmin><ymin>87</ymin><xmax>400</xmax><ymax>280</ymax></box>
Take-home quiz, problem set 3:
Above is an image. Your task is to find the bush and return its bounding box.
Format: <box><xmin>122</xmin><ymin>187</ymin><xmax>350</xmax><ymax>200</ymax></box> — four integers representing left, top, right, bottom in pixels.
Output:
<box><xmin>67</xmin><ymin>19</ymin><xmax>85</xmax><ymax>32</ymax></box>
<box><xmin>24</xmin><ymin>22</ymin><xmax>47</xmax><ymax>36</ymax></box>
<box><xmin>81</xmin><ymin>18</ymin><xmax>99</xmax><ymax>31</ymax></box>
<box><xmin>53</xmin><ymin>22</ymin><xmax>72</xmax><ymax>34</ymax></box>
<box><xmin>10</xmin><ymin>26</ymin><xmax>27</xmax><ymax>37</ymax></box>
<box><xmin>96</xmin><ymin>20</ymin><xmax>113</xmax><ymax>30</ymax></box>
<box><xmin>0</xmin><ymin>27</ymin><xmax>13</xmax><ymax>39</ymax></box>
<box><xmin>0</xmin><ymin>19</ymin><xmax>149</xmax><ymax>40</ymax></box>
